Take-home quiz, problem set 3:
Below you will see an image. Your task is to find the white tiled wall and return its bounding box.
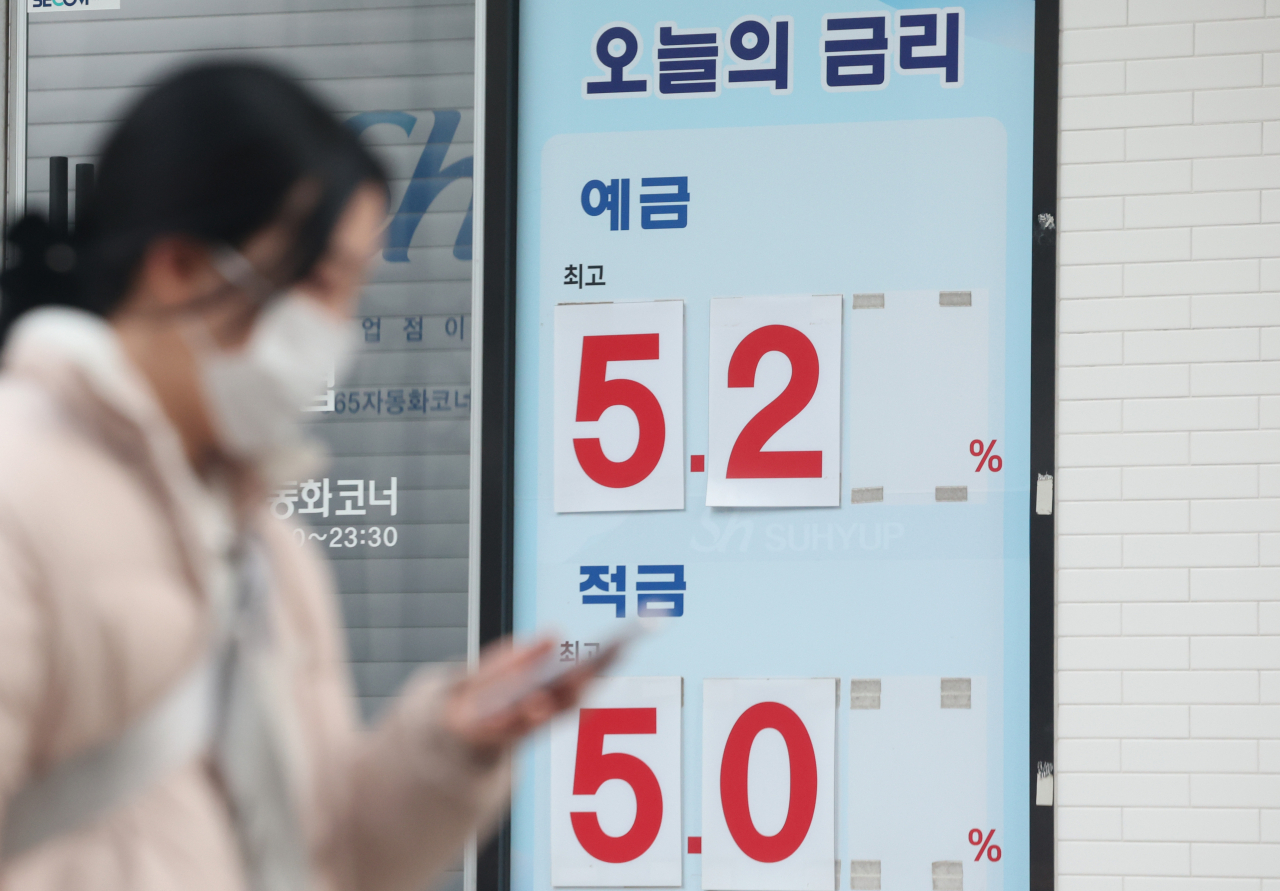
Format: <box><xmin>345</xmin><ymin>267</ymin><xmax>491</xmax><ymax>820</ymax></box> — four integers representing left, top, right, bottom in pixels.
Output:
<box><xmin>1057</xmin><ymin>0</ymin><xmax>1280</xmax><ymax>885</ymax></box>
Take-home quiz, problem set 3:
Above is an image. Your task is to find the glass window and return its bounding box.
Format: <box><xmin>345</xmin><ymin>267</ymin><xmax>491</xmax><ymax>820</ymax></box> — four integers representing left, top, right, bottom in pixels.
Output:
<box><xmin>20</xmin><ymin>0</ymin><xmax>477</xmax><ymax>723</ymax></box>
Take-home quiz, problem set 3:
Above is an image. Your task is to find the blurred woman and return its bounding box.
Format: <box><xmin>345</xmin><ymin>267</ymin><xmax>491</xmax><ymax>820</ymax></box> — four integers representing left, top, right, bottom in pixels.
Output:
<box><xmin>0</xmin><ymin>63</ymin><xmax>584</xmax><ymax>891</ymax></box>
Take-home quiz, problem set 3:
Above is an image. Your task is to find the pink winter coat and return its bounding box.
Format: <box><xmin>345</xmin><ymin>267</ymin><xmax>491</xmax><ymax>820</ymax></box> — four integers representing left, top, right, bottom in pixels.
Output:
<box><xmin>0</xmin><ymin>310</ymin><xmax>509</xmax><ymax>891</ymax></box>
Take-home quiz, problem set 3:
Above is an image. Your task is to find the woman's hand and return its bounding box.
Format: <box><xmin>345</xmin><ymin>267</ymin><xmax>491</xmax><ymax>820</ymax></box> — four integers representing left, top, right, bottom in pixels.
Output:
<box><xmin>442</xmin><ymin>638</ymin><xmax>603</xmax><ymax>757</ymax></box>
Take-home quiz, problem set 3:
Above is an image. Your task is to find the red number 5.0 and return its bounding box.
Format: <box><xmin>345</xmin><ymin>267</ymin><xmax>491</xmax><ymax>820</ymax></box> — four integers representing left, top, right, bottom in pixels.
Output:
<box><xmin>720</xmin><ymin>702</ymin><xmax>818</xmax><ymax>862</ymax></box>
<box><xmin>551</xmin><ymin>677</ymin><xmax>682</xmax><ymax>886</ymax></box>
<box><xmin>571</xmin><ymin>708</ymin><xmax>664</xmax><ymax>863</ymax></box>
<box><xmin>702</xmin><ymin>678</ymin><xmax>837</xmax><ymax>891</ymax></box>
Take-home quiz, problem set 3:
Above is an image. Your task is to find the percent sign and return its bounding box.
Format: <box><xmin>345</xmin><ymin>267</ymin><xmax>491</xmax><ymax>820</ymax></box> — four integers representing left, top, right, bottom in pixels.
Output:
<box><xmin>969</xmin><ymin>828</ymin><xmax>1002</xmax><ymax>862</ymax></box>
<box><xmin>971</xmin><ymin>439</ymin><xmax>1002</xmax><ymax>473</ymax></box>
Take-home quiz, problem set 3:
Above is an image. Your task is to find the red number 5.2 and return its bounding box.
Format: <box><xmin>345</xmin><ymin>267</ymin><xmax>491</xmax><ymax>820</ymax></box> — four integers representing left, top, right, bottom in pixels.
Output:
<box><xmin>726</xmin><ymin>325</ymin><xmax>822</xmax><ymax>479</ymax></box>
<box><xmin>571</xmin><ymin>708</ymin><xmax>664</xmax><ymax>863</ymax></box>
<box><xmin>574</xmin><ymin>335</ymin><xmax>667</xmax><ymax>489</ymax></box>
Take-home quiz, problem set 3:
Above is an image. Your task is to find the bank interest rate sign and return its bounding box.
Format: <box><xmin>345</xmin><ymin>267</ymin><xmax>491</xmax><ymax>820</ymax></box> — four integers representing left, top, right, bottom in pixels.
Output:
<box><xmin>498</xmin><ymin>2</ymin><xmax>1053</xmax><ymax>890</ymax></box>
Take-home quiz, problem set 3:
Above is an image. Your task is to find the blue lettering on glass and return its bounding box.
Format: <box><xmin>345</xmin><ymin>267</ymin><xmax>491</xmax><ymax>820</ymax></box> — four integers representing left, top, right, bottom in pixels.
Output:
<box><xmin>578</xmin><ymin>564</ymin><xmax>686</xmax><ymax>617</ymax></box>
<box><xmin>636</xmin><ymin>565</ymin><xmax>685</xmax><ymax>618</ymax></box>
<box><xmin>584</xmin><ymin>24</ymin><xmax>650</xmax><ymax>97</ymax></box>
<box><xmin>655</xmin><ymin>23</ymin><xmax>720</xmax><ymax>97</ymax></box>
<box><xmin>639</xmin><ymin>177</ymin><xmax>689</xmax><ymax>229</ymax></box>
<box><xmin>725</xmin><ymin>16</ymin><xmax>792</xmax><ymax>94</ymax></box>
<box><xmin>346</xmin><ymin>110</ymin><xmax>473</xmax><ymax>263</ymax></box>
<box><xmin>822</xmin><ymin>13</ymin><xmax>890</xmax><ymax>91</ymax></box>
<box><xmin>896</xmin><ymin>8</ymin><xmax>964</xmax><ymax>88</ymax></box>
<box><xmin>580</xmin><ymin>565</ymin><xmax>627</xmax><ymax>617</ymax></box>
<box><xmin>579</xmin><ymin>176</ymin><xmax>689</xmax><ymax>231</ymax></box>
<box><xmin>581</xmin><ymin>179</ymin><xmax>630</xmax><ymax>230</ymax></box>
<box><xmin>583</xmin><ymin>11</ymin><xmax>965</xmax><ymax>97</ymax></box>
<box><xmin>580</xmin><ymin>565</ymin><xmax>627</xmax><ymax>592</ymax></box>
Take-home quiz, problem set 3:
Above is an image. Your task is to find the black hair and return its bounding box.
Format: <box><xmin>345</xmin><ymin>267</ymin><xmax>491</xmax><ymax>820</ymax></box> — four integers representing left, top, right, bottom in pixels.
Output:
<box><xmin>0</xmin><ymin>61</ymin><xmax>387</xmax><ymax>344</ymax></box>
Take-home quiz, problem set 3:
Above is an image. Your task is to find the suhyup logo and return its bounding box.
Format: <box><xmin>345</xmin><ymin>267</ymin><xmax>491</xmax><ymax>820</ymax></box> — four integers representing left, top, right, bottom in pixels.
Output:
<box><xmin>29</xmin><ymin>0</ymin><xmax>122</xmax><ymax>10</ymax></box>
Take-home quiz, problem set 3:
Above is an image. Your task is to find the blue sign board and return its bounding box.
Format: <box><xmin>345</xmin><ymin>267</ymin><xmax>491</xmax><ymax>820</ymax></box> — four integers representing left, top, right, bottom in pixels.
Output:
<box><xmin>495</xmin><ymin>3</ymin><xmax>1052</xmax><ymax>889</ymax></box>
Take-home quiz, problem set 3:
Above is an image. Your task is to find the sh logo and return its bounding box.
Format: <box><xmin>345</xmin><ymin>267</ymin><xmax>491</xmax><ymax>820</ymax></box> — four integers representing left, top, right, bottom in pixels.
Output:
<box><xmin>347</xmin><ymin>110</ymin><xmax>473</xmax><ymax>264</ymax></box>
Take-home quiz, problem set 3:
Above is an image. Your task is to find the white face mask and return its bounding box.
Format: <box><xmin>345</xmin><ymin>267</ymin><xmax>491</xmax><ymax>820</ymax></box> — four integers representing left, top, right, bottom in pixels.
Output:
<box><xmin>194</xmin><ymin>276</ymin><xmax>356</xmax><ymax>468</ymax></box>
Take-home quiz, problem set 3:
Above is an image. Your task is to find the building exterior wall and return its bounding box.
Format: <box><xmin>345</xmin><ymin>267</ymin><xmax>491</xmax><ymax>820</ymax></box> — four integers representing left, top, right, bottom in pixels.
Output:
<box><xmin>1056</xmin><ymin>0</ymin><xmax>1280</xmax><ymax>884</ymax></box>
<box><xmin>1</xmin><ymin>0</ymin><xmax>1278</xmax><ymax>883</ymax></box>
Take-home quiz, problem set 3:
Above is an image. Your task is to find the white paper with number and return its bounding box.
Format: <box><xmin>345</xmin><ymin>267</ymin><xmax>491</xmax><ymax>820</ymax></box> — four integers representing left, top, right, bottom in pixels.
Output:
<box><xmin>707</xmin><ymin>295</ymin><xmax>842</xmax><ymax>507</ymax></box>
<box><xmin>550</xmin><ymin>676</ymin><xmax>683</xmax><ymax>886</ymax></box>
<box><xmin>555</xmin><ymin>301</ymin><xmax>685</xmax><ymax>513</ymax></box>
<box><xmin>701</xmin><ymin>678</ymin><xmax>837</xmax><ymax>891</ymax></box>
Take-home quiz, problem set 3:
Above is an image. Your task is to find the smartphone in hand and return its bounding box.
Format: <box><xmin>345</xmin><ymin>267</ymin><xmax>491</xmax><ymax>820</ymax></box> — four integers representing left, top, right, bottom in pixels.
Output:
<box><xmin>474</xmin><ymin>622</ymin><xmax>647</xmax><ymax>721</ymax></box>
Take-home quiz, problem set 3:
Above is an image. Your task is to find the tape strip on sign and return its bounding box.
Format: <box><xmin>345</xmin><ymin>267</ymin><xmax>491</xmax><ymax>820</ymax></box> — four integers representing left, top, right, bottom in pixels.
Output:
<box><xmin>1035</xmin><ymin>474</ymin><xmax>1054</xmax><ymax>515</ymax></box>
<box><xmin>849</xmin><ymin>679</ymin><xmax>881</xmax><ymax>710</ymax></box>
<box><xmin>850</xmin><ymin>487</ymin><xmax>883</xmax><ymax>504</ymax></box>
<box><xmin>938</xmin><ymin>291</ymin><xmax>972</xmax><ymax>307</ymax></box>
<box><xmin>851</xmin><ymin>293</ymin><xmax>885</xmax><ymax>309</ymax></box>
<box><xmin>935</xmin><ymin>486</ymin><xmax>968</xmax><ymax>502</ymax></box>
<box><xmin>1036</xmin><ymin>761</ymin><xmax>1054</xmax><ymax>807</ymax></box>
<box><xmin>931</xmin><ymin>861</ymin><xmax>963</xmax><ymax>891</ymax></box>
<box><xmin>849</xmin><ymin>861</ymin><xmax>881</xmax><ymax>891</ymax></box>
<box><xmin>940</xmin><ymin>678</ymin><xmax>971</xmax><ymax>710</ymax></box>
<box><xmin>29</xmin><ymin>0</ymin><xmax>121</xmax><ymax>10</ymax></box>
